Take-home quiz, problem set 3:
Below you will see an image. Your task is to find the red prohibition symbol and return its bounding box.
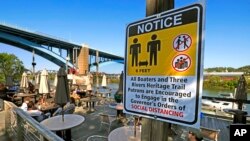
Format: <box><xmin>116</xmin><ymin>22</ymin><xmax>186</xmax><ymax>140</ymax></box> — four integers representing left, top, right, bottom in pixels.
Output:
<box><xmin>173</xmin><ymin>34</ymin><xmax>192</xmax><ymax>52</ymax></box>
<box><xmin>172</xmin><ymin>54</ymin><xmax>191</xmax><ymax>72</ymax></box>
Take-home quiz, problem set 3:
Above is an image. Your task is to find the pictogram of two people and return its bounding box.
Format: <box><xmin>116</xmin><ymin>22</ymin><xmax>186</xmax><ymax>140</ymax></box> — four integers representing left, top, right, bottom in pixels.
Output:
<box><xmin>130</xmin><ymin>34</ymin><xmax>161</xmax><ymax>67</ymax></box>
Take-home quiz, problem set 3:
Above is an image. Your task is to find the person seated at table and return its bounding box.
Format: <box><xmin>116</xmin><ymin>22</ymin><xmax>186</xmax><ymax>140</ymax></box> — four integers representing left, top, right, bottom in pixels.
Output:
<box><xmin>28</xmin><ymin>81</ymin><xmax>35</xmax><ymax>94</ymax></box>
<box><xmin>75</xmin><ymin>86</ymin><xmax>87</xmax><ymax>98</ymax></box>
<box><xmin>71</xmin><ymin>91</ymin><xmax>81</xmax><ymax>106</ymax></box>
<box><xmin>187</xmin><ymin>128</ymin><xmax>203</xmax><ymax>141</ymax></box>
<box><xmin>20</xmin><ymin>97</ymin><xmax>30</xmax><ymax>111</ymax></box>
<box><xmin>27</xmin><ymin>101</ymin><xmax>51</xmax><ymax>122</ymax></box>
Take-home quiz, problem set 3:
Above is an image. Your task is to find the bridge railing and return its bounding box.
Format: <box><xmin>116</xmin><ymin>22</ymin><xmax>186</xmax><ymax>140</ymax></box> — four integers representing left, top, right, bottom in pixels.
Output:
<box><xmin>4</xmin><ymin>101</ymin><xmax>63</xmax><ymax>141</ymax></box>
<box><xmin>0</xmin><ymin>22</ymin><xmax>74</xmax><ymax>44</ymax></box>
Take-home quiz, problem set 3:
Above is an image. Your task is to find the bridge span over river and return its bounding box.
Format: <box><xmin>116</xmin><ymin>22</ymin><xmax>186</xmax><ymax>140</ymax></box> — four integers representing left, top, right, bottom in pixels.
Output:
<box><xmin>0</xmin><ymin>23</ymin><xmax>124</xmax><ymax>74</ymax></box>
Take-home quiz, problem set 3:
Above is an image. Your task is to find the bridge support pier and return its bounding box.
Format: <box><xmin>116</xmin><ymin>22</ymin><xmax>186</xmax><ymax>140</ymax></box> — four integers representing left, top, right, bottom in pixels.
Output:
<box><xmin>78</xmin><ymin>45</ymin><xmax>89</xmax><ymax>75</ymax></box>
<box><xmin>95</xmin><ymin>51</ymin><xmax>99</xmax><ymax>87</ymax></box>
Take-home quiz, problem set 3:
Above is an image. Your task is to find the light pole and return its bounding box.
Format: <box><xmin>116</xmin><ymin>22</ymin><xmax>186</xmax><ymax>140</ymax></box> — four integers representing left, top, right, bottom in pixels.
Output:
<box><xmin>66</xmin><ymin>56</ymin><xmax>70</xmax><ymax>74</ymax></box>
<box><xmin>32</xmin><ymin>49</ymin><xmax>36</xmax><ymax>81</ymax></box>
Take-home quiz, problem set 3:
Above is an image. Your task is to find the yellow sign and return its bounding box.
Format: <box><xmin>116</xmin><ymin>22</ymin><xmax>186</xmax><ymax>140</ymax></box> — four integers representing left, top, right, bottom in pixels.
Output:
<box><xmin>124</xmin><ymin>4</ymin><xmax>204</xmax><ymax>128</ymax></box>
<box><xmin>127</xmin><ymin>23</ymin><xmax>197</xmax><ymax>76</ymax></box>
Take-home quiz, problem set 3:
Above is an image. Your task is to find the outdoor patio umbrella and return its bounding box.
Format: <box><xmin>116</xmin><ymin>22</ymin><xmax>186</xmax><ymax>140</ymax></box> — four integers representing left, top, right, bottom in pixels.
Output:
<box><xmin>20</xmin><ymin>72</ymin><xmax>29</xmax><ymax>93</ymax></box>
<box><xmin>54</xmin><ymin>67</ymin><xmax>70</xmax><ymax>122</ymax></box>
<box><xmin>235</xmin><ymin>75</ymin><xmax>248</xmax><ymax>110</ymax></box>
<box><xmin>101</xmin><ymin>74</ymin><xmax>107</xmax><ymax>88</ymax></box>
<box><xmin>53</xmin><ymin>74</ymin><xmax>58</xmax><ymax>87</ymax></box>
<box><xmin>35</xmin><ymin>73</ymin><xmax>40</xmax><ymax>91</ymax></box>
<box><xmin>72</xmin><ymin>74</ymin><xmax>77</xmax><ymax>85</ymax></box>
<box><xmin>39</xmin><ymin>69</ymin><xmax>50</xmax><ymax>102</ymax></box>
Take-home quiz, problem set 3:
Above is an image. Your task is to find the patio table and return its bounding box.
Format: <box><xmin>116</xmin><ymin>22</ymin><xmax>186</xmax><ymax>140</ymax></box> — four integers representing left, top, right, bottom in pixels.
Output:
<box><xmin>109</xmin><ymin>103</ymin><xmax>124</xmax><ymax>118</ymax></box>
<box><xmin>41</xmin><ymin>114</ymin><xmax>85</xmax><ymax>141</ymax></box>
<box><xmin>108</xmin><ymin>126</ymin><xmax>141</xmax><ymax>141</ymax></box>
<box><xmin>37</xmin><ymin>103</ymin><xmax>60</xmax><ymax>114</ymax></box>
<box><xmin>16</xmin><ymin>93</ymin><xmax>38</xmax><ymax>103</ymax></box>
<box><xmin>81</xmin><ymin>97</ymin><xmax>100</xmax><ymax>112</ymax></box>
<box><xmin>99</xmin><ymin>91</ymin><xmax>111</xmax><ymax>98</ymax></box>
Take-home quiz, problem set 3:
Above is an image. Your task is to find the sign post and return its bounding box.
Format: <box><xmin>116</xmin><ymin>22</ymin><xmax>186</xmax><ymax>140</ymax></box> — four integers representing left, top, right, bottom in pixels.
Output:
<box><xmin>124</xmin><ymin>2</ymin><xmax>204</xmax><ymax>132</ymax></box>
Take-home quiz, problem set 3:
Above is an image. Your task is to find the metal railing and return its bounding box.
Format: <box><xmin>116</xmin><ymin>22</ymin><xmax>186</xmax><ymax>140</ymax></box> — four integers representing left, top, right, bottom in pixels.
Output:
<box><xmin>4</xmin><ymin>101</ymin><xmax>64</xmax><ymax>141</ymax></box>
<box><xmin>202</xmin><ymin>96</ymin><xmax>250</xmax><ymax>104</ymax></box>
<box><xmin>201</xmin><ymin>96</ymin><xmax>250</xmax><ymax>122</ymax></box>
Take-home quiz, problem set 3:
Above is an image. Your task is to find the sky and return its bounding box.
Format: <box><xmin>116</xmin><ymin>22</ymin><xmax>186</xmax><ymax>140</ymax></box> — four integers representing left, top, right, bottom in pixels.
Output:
<box><xmin>0</xmin><ymin>0</ymin><xmax>250</xmax><ymax>73</ymax></box>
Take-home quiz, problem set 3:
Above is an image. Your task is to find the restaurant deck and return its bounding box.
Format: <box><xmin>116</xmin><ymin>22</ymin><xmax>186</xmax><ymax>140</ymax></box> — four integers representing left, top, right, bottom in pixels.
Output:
<box><xmin>0</xmin><ymin>102</ymin><xmax>247</xmax><ymax>141</ymax></box>
<box><xmin>201</xmin><ymin>114</ymin><xmax>231</xmax><ymax>141</ymax></box>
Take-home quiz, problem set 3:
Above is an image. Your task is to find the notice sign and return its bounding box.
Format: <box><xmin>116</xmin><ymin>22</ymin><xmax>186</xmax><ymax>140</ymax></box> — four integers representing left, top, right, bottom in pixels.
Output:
<box><xmin>124</xmin><ymin>4</ymin><xmax>204</xmax><ymax>127</ymax></box>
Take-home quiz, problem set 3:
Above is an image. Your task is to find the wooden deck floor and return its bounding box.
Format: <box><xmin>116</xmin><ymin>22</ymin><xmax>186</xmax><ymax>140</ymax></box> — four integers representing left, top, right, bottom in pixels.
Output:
<box><xmin>1</xmin><ymin>100</ymin><xmax>247</xmax><ymax>141</ymax></box>
<box><xmin>201</xmin><ymin>114</ymin><xmax>232</xmax><ymax>141</ymax></box>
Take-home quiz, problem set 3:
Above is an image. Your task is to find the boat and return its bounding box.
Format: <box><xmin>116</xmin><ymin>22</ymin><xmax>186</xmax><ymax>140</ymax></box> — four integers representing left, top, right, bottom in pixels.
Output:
<box><xmin>202</xmin><ymin>93</ymin><xmax>238</xmax><ymax>111</ymax></box>
<box><xmin>218</xmin><ymin>93</ymin><xmax>234</xmax><ymax>98</ymax></box>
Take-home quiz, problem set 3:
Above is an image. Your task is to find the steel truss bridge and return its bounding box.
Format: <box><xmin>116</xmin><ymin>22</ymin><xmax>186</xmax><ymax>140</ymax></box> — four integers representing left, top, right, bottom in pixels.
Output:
<box><xmin>0</xmin><ymin>23</ymin><xmax>124</xmax><ymax>72</ymax></box>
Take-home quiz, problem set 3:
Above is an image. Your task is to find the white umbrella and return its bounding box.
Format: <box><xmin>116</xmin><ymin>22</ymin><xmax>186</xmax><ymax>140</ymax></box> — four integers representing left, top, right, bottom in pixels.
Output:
<box><xmin>101</xmin><ymin>74</ymin><xmax>107</xmax><ymax>88</ymax></box>
<box><xmin>35</xmin><ymin>73</ymin><xmax>40</xmax><ymax>90</ymax></box>
<box><xmin>20</xmin><ymin>72</ymin><xmax>29</xmax><ymax>90</ymax></box>
<box><xmin>72</xmin><ymin>75</ymin><xmax>77</xmax><ymax>85</ymax></box>
<box><xmin>83</xmin><ymin>75</ymin><xmax>92</xmax><ymax>91</ymax></box>
<box><xmin>54</xmin><ymin>74</ymin><xmax>58</xmax><ymax>87</ymax></box>
<box><xmin>35</xmin><ymin>73</ymin><xmax>40</xmax><ymax>85</ymax></box>
<box><xmin>39</xmin><ymin>69</ymin><xmax>50</xmax><ymax>94</ymax></box>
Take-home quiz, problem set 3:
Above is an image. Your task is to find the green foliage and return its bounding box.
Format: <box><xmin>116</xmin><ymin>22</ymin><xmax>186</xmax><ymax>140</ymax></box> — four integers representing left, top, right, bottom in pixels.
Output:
<box><xmin>238</xmin><ymin>65</ymin><xmax>250</xmax><ymax>75</ymax></box>
<box><xmin>205</xmin><ymin>67</ymin><xmax>236</xmax><ymax>72</ymax></box>
<box><xmin>109</xmin><ymin>78</ymin><xmax>120</xmax><ymax>83</ymax></box>
<box><xmin>0</xmin><ymin>53</ymin><xmax>25</xmax><ymax>83</ymax></box>
<box><xmin>203</xmin><ymin>76</ymin><xmax>242</xmax><ymax>90</ymax></box>
<box><xmin>204</xmin><ymin>65</ymin><xmax>250</xmax><ymax>74</ymax></box>
<box><xmin>204</xmin><ymin>65</ymin><xmax>250</xmax><ymax>89</ymax></box>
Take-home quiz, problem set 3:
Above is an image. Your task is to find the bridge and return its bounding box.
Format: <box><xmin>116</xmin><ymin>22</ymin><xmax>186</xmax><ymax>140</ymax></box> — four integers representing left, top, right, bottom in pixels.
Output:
<box><xmin>0</xmin><ymin>23</ymin><xmax>124</xmax><ymax>74</ymax></box>
<box><xmin>204</xmin><ymin>72</ymin><xmax>244</xmax><ymax>76</ymax></box>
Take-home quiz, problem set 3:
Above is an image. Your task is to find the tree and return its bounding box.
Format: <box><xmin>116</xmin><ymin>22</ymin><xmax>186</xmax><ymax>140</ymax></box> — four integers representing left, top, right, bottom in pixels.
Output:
<box><xmin>0</xmin><ymin>53</ymin><xmax>25</xmax><ymax>84</ymax></box>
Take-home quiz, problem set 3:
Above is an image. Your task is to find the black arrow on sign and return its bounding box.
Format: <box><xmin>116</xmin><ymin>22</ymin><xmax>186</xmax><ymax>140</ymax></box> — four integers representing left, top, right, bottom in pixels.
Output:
<box><xmin>139</xmin><ymin>60</ymin><xmax>148</xmax><ymax>67</ymax></box>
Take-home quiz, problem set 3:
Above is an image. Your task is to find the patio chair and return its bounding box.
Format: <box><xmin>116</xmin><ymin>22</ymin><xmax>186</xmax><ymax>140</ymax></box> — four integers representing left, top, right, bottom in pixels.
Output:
<box><xmin>64</xmin><ymin>103</ymin><xmax>75</xmax><ymax>114</ymax></box>
<box><xmin>99</xmin><ymin>113</ymin><xmax>116</xmax><ymax>133</ymax></box>
<box><xmin>52</xmin><ymin>104</ymin><xmax>75</xmax><ymax>116</ymax></box>
<box><xmin>52</xmin><ymin>107</ymin><xmax>62</xmax><ymax>116</ymax></box>
<box><xmin>86</xmin><ymin>135</ymin><xmax>108</xmax><ymax>141</ymax></box>
<box><xmin>200</xmin><ymin>126</ymin><xmax>220</xmax><ymax>141</ymax></box>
